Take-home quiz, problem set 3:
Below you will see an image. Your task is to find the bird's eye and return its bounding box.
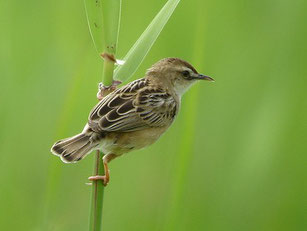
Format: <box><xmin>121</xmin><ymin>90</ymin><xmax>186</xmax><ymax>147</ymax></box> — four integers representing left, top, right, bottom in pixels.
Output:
<box><xmin>182</xmin><ymin>71</ymin><xmax>190</xmax><ymax>78</ymax></box>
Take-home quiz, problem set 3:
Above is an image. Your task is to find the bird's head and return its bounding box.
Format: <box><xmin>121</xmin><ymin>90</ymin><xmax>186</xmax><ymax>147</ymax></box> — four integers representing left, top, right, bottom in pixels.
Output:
<box><xmin>146</xmin><ymin>57</ymin><xmax>214</xmax><ymax>96</ymax></box>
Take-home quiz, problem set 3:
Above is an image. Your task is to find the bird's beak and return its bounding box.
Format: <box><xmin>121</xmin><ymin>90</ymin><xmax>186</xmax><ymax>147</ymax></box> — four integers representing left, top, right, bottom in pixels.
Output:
<box><xmin>196</xmin><ymin>74</ymin><xmax>214</xmax><ymax>81</ymax></box>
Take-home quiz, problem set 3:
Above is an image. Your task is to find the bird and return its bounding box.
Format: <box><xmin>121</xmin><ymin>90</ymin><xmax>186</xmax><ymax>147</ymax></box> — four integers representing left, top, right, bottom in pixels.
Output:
<box><xmin>51</xmin><ymin>57</ymin><xmax>214</xmax><ymax>185</ymax></box>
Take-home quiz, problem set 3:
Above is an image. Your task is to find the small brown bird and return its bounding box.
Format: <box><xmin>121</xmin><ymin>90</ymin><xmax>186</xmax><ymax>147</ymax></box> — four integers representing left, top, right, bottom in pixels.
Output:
<box><xmin>51</xmin><ymin>58</ymin><xmax>213</xmax><ymax>185</ymax></box>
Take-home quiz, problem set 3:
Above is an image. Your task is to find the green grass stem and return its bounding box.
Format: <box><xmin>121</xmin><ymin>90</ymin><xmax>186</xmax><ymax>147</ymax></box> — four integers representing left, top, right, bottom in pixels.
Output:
<box><xmin>87</xmin><ymin>1</ymin><xmax>121</xmax><ymax>231</ymax></box>
<box><xmin>89</xmin><ymin>151</ymin><xmax>105</xmax><ymax>231</ymax></box>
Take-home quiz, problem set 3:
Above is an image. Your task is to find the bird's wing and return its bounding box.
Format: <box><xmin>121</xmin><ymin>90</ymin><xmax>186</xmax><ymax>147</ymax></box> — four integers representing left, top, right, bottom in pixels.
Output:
<box><xmin>88</xmin><ymin>78</ymin><xmax>177</xmax><ymax>132</ymax></box>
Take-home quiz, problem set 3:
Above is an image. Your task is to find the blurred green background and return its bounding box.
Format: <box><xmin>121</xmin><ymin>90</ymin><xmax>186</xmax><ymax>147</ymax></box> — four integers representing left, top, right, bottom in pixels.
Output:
<box><xmin>0</xmin><ymin>0</ymin><xmax>306</xmax><ymax>230</ymax></box>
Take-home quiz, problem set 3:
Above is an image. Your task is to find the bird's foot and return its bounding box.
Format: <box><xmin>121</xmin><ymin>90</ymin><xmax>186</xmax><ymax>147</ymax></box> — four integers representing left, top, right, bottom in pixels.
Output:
<box><xmin>88</xmin><ymin>174</ymin><xmax>109</xmax><ymax>186</ymax></box>
<box><xmin>88</xmin><ymin>161</ymin><xmax>110</xmax><ymax>186</ymax></box>
<box><xmin>97</xmin><ymin>80</ymin><xmax>122</xmax><ymax>100</ymax></box>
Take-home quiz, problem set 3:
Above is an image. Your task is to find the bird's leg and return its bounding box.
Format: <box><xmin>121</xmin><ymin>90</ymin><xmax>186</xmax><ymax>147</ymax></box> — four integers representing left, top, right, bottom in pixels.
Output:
<box><xmin>97</xmin><ymin>80</ymin><xmax>122</xmax><ymax>100</ymax></box>
<box><xmin>88</xmin><ymin>161</ymin><xmax>110</xmax><ymax>186</ymax></box>
<box><xmin>88</xmin><ymin>154</ymin><xmax>117</xmax><ymax>186</ymax></box>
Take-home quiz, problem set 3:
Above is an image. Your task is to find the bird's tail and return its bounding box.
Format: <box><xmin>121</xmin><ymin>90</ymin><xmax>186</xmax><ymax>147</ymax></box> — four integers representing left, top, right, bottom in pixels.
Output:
<box><xmin>51</xmin><ymin>132</ymin><xmax>96</xmax><ymax>163</ymax></box>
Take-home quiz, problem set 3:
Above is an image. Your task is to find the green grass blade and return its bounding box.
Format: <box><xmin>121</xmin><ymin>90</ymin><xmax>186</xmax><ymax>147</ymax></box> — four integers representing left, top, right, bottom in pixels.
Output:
<box><xmin>114</xmin><ymin>0</ymin><xmax>181</xmax><ymax>81</ymax></box>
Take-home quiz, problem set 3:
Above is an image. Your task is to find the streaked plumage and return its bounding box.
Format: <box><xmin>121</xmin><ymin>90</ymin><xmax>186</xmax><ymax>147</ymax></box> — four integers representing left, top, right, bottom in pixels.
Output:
<box><xmin>51</xmin><ymin>58</ymin><xmax>213</xmax><ymax>184</ymax></box>
<box><xmin>89</xmin><ymin>77</ymin><xmax>177</xmax><ymax>133</ymax></box>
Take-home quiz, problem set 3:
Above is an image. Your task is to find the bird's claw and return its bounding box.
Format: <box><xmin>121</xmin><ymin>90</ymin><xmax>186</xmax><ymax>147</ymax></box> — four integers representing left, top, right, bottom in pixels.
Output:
<box><xmin>97</xmin><ymin>80</ymin><xmax>122</xmax><ymax>100</ymax></box>
<box><xmin>88</xmin><ymin>175</ymin><xmax>109</xmax><ymax>186</ymax></box>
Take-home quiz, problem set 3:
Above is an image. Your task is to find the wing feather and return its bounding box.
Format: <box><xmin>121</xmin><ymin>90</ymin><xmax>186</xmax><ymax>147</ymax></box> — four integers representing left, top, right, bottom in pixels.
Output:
<box><xmin>88</xmin><ymin>78</ymin><xmax>177</xmax><ymax>133</ymax></box>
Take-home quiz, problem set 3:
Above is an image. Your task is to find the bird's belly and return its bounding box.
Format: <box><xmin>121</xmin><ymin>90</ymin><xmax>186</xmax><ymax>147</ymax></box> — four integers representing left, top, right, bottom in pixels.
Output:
<box><xmin>100</xmin><ymin>126</ymin><xmax>168</xmax><ymax>156</ymax></box>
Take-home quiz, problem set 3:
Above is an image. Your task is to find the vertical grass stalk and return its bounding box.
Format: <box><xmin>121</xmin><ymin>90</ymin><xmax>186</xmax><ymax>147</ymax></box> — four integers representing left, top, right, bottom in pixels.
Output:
<box><xmin>86</xmin><ymin>1</ymin><xmax>121</xmax><ymax>231</ymax></box>
<box><xmin>89</xmin><ymin>150</ymin><xmax>105</xmax><ymax>231</ymax></box>
<box><xmin>89</xmin><ymin>53</ymin><xmax>117</xmax><ymax>231</ymax></box>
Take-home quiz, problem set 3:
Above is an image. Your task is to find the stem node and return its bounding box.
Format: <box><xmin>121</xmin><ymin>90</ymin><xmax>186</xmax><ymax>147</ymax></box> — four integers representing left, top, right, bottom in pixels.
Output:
<box><xmin>101</xmin><ymin>53</ymin><xmax>116</xmax><ymax>63</ymax></box>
